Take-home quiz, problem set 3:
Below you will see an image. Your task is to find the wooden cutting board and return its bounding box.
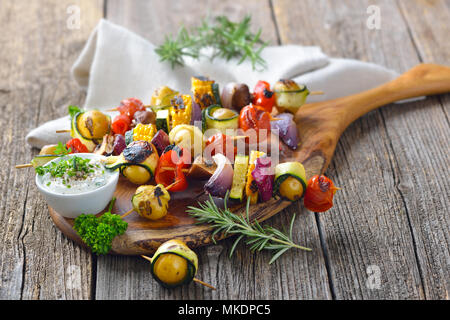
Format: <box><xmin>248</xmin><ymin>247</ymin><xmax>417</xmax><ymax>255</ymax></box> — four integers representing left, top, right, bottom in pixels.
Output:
<box><xmin>49</xmin><ymin>63</ymin><xmax>450</xmax><ymax>255</ymax></box>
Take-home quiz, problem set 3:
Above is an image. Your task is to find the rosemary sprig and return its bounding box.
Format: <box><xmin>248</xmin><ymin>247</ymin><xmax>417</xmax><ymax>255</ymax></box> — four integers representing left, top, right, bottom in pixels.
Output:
<box><xmin>155</xmin><ymin>15</ymin><xmax>268</xmax><ymax>70</ymax></box>
<box><xmin>187</xmin><ymin>193</ymin><xmax>311</xmax><ymax>264</ymax></box>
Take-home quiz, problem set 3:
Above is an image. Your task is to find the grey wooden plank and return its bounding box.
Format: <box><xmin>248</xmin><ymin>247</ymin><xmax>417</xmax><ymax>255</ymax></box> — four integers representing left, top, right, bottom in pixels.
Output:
<box><xmin>97</xmin><ymin>0</ymin><xmax>332</xmax><ymax>300</ymax></box>
<box><xmin>273</xmin><ymin>0</ymin><xmax>449</xmax><ymax>299</ymax></box>
<box><xmin>0</xmin><ymin>0</ymin><xmax>103</xmax><ymax>299</ymax></box>
<box><xmin>393</xmin><ymin>0</ymin><xmax>450</xmax><ymax>300</ymax></box>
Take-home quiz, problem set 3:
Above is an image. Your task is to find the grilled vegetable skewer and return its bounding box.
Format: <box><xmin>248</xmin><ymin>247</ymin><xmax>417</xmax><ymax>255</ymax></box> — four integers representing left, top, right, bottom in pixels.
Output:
<box><xmin>141</xmin><ymin>240</ymin><xmax>215</xmax><ymax>290</ymax></box>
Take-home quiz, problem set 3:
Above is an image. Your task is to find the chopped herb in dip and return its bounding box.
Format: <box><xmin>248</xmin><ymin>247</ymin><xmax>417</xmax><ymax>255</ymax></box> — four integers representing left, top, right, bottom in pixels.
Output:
<box><xmin>36</xmin><ymin>156</ymin><xmax>114</xmax><ymax>195</ymax></box>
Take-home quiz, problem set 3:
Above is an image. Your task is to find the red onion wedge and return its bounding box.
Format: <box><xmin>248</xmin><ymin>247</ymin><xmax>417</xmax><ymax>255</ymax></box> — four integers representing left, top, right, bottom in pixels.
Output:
<box><xmin>151</xmin><ymin>129</ymin><xmax>170</xmax><ymax>156</ymax></box>
<box><xmin>204</xmin><ymin>153</ymin><xmax>234</xmax><ymax>198</ymax></box>
<box><xmin>270</xmin><ymin>113</ymin><xmax>299</xmax><ymax>150</ymax></box>
<box><xmin>190</xmin><ymin>100</ymin><xmax>202</xmax><ymax>126</ymax></box>
<box><xmin>251</xmin><ymin>156</ymin><xmax>275</xmax><ymax>202</ymax></box>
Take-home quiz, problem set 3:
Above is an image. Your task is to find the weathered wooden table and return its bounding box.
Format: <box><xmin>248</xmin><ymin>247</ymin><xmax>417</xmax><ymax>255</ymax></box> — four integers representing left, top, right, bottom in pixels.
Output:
<box><xmin>1</xmin><ymin>0</ymin><xmax>448</xmax><ymax>300</ymax></box>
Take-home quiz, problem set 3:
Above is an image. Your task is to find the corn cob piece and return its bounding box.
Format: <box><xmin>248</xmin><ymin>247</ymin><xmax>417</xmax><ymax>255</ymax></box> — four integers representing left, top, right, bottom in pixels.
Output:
<box><xmin>170</xmin><ymin>94</ymin><xmax>192</xmax><ymax>127</ymax></box>
<box><xmin>245</xmin><ymin>150</ymin><xmax>266</xmax><ymax>204</ymax></box>
<box><xmin>191</xmin><ymin>76</ymin><xmax>220</xmax><ymax>109</ymax></box>
<box><xmin>133</xmin><ymin>123</ymin><xmax>157</xmax><ymax>142</ymax></box>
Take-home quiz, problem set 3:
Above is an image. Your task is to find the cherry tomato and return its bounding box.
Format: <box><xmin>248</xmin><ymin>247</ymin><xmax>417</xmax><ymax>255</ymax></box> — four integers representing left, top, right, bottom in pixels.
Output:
<box><xmin>117</xmin><ymin>98</ymin><xmax>146</xmax><ymax>118</ymax></box>
<box><xmin>111</xmin><ymin>114</ymin><xmax>131</xmax><ymax>136</ymax></box>
<box><xmin>303</xmin><ymin>175</ymin><xmax>340</xmax><ymax>212</ymax></box>
<box><xmin>252</xmin><ymin>80</ymin><xmax>275</xmax><ymax>113</ymax></box>
<box><xmin>239</xmin><ymin>105</ymin><xmax>272</xmax><ymax>133</ymax></box>
<box><xmin>66</xmin><ymin>138</ymin><xmax>89</xmax><ymax>153</ymax></box>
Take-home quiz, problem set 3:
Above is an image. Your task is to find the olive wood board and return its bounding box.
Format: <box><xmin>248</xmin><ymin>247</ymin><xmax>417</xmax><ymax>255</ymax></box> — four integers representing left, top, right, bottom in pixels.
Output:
<box><xmin>49</xmin><ymin>63</ymin><xmax>450</xmax><ymax>255</ymax></box>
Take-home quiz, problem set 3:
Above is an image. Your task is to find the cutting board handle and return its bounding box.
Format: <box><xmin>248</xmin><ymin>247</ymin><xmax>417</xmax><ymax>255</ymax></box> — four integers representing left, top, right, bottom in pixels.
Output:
<box><xmin>299</xmin><ymin>63</ymin><xmax>450</xmax><ymax>132</ymax></box>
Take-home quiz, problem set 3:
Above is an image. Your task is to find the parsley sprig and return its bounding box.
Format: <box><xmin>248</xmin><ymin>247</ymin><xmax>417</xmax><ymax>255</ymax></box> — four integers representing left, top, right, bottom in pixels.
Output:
<box><xmin>187</xmin><ymin>193</ymin><xmax>311</xmax><ymax>264</ymax></box>
<box><xmin>155</xmin><ymin>15</ymin><xmax>268</xmax><ymax>70</ymax></box>
<box><xmin>35</xmin><ymin>156</ymin><xmax>95</xmax><ymax>179</ymax></box>
<box><xmin>73</xmin><ymin>197</ymin><xmax>128</xmax><ymax>255</ymax></box>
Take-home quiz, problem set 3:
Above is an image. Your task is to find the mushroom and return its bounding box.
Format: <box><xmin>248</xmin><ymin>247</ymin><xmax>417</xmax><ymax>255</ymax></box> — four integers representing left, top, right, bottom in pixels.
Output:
<box><xmin>221</xmin><ymin>82</ymin><xmax>252</xmax><ymax>111</ymax></box>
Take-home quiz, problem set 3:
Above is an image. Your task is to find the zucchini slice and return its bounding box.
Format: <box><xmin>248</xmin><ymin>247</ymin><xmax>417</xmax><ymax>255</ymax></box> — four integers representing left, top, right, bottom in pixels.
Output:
<box><xmin>149</xmin><ymin>240</ymin><xmax>198</xmax><ymax>288</ymax></box>
<box><xmin>273</xmin><ymin>80</ymin><xmax>310</xmax><ymax>114</ymax></box>
<box><xmin>229</xmin><ymin>154</ymin><xmax>249</xmax><ymax>202</ymax></box>
<box><xmin>273</xmin><ymin>162</ymin><xmax>307</xmax><ymax>201</ymax></box>
<box><xmin>30</xmin><ymin>155</ymin><xmax>59</xmax><ymax>168</ymax></box>
<box><xmin>71</xmin><ymin>112</ymin><xmax>99</xmax><ymax>152</ymax></box>
<box><xmin>204</xmin><ymin>104</ymin><xmax>239</xmax><ymax>134</ymax></box>
<box><xmin>105</xmin><ymin>142</ymin><xmax>159</xmax><ymax>184</ymax></box>
<box><xmin>156</xmin><ymin>109</ymin><xmax>170</xmax><ymax>134</ymax></box>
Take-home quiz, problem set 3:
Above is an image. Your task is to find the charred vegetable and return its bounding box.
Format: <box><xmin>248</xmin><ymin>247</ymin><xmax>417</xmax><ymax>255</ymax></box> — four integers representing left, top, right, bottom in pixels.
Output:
<box><xmin>303</xmin><ymin>175</ymin><xmax>340</xmax><ymax>212</ymax></box>
<box><xmin>187</xmin><ymin>156</ymin><xmax>217</xmax><ymax>180</ymax></box>
<box><xmin>71</xmin><ymin>109</ymin><xmax>111</xmax><ymax>152</ymax></box>
<box><xmin>142</xmin><ymin>240</ymin><xmax>200</xmax><ymax>289</ymax></box>
<box><xmin>221</xmin><ymin>82</ymin><xmax>252</xmax><ymax>111</ymax></box>
<box><xmin>191</xmin><ymin>76</ymin><xmax>221</xmax><ymax>109</ymax></box>
<box><xmin>131</xmin><ymin>184</ymin><xmax>170</xmax><ymax>220</ymax></box>
<box><xmin>170</xmin><ymin>94</ymin><xmax>193</xmax><ymax>127</ymax></box>
<box><xmin>150</xmin><ymin>129</ymin><xmax>170</xmax><ymax>156</ymax></box>
<box><xmin>273</xmin><ymin>79</ymin><xmax>309</xmax><ymax>114</ymax></box>
<box><xmin>151</xmin><ymin>86</ymin><xmax>179</xmax><ymax>110</ymax></box>
<box><xmin>273</xmin><ymin>162</ymin><xmax>307</xmax><ymax>201</ymax></box>
<box><xmin>133</xmin><ymin>109</ymin><xmax>156</xmax><ymax>126</ymax></box>
<box><xmin>105</xmin><ymin>141</ymin><xmax>159</xmax><ymax>185</ymax></box>
<box><xmin>229</xmin><ymin>154</ymin><xmax>249</xmax><ymax>202</ymax></box>
<box><xmin>155</xmin><ymin>109</ymin><xmax>170</xmax><ymax>133</ymax></box>
<box><xmin>203</xmin><ymin>105</ymin><xmax>239</xmax><ymax>134</ymax></box>
<box><xmin>76</xmin><ymin>110</ymin><xmax>111</xmax><ymax>140</ymax></box>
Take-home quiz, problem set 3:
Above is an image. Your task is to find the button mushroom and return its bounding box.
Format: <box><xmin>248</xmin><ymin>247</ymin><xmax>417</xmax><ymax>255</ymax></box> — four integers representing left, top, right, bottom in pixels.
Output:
<box><xmin>221</xmin><ymin>82</ymin><xmax>252</xmax><ymax>112</ymax></box>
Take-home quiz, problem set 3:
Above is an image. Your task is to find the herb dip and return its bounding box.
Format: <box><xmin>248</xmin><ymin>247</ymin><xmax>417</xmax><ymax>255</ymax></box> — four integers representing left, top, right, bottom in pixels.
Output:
<box><xmin>37</xmin><ymin>156</ymin><xmax>113</xmax><ymax>195</ymax></box>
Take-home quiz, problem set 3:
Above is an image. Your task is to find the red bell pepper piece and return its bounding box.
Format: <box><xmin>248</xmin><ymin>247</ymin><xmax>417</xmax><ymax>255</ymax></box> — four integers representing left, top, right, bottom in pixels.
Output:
<box><xmin>155</xmin><ymin>145</ymin><xmax>190</xmax><ymax>192</ymax></box>
<box><xmin>66</xmin><ymin>138</ymin><xmax>89</xmax><ymax>153</ymax></box>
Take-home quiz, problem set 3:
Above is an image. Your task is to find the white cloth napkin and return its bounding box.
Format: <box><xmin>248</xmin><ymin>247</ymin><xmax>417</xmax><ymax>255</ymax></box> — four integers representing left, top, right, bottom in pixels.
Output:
<box><xmin>26</xmin><ymin>19</ymin><xmax>401</xmax><ymax>149</ymax></box>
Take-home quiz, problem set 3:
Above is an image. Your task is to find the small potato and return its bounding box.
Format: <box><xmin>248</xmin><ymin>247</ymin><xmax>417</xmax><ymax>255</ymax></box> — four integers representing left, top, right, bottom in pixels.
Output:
<box><xmin>77</xmin><ymin>110</ymin><xmax>110</xmax><ymax>139</ymax></box>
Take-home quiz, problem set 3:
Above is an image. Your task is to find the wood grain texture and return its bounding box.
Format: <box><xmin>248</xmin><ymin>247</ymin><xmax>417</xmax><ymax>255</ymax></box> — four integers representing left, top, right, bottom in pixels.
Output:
<box><xmin>0</xmin><ymin>0</ymin><xmax>103</xmax><ymax>299</ymax></box>
<box><xmin>272</xmin><ymin>0</ymin><xmax>449</xmax><ymax>299</ymax></box>
<box><xmin>96</xmin><ymin>0</ymin><xmax>332</xmax><ymax>300</ymax></box>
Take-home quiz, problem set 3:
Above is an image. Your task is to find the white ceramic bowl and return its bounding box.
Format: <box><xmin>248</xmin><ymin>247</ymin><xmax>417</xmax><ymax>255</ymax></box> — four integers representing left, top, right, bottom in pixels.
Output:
<box><xmin>35</xmin><ymin>153</ymin><xmax>119</xmax><ymax>219</ymax></box>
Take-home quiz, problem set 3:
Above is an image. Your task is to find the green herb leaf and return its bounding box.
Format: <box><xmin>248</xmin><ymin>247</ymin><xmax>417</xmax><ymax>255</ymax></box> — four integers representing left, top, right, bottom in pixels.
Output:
<box><xmin>68</xmin><ymin>105</ymin><xmax>82</xmax><ymax>119</ymax></box>
<box><xmin>73</xmin><ymin>197</ymin><xmax>128</xmax><ymax>255</ymax></box>
<box><xmin>54</xmin><ymin>141</ymin><xmax>71</xmax><ymax>156</ymax></box>
<box><xmin>187</xmin><ymin>193</ymin><xmax>311</xmax><ymax>264</ymax></box>
<box><xmin>155</xmin><ymin>15</ymin><xmax>268</xmax><ymax>71</ymax></box>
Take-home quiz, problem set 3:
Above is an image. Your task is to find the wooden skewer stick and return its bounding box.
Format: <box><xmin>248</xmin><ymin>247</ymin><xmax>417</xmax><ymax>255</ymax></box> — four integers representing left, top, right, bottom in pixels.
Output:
<box><xmin>56</xmin><ymin>129</ymin><xmax>71</xmax><ymax>133</ymax></box>
<box><xmin>141</xmin><ymin>255</ymin><xmax>216</xmax><ymax>290</ymax></box>
<box><xmin>161</xmin><ymin>166</ymin><xmax>189</xmax><ymax>172</ymax></box>
<box><xmin>120</xmin><ymin>208</ymin><xmax>135</xmax><ymax>219</ymax></box>
<box><xmin>15</xmin><ymin>163</ymin><xmax>33</xmax><ymax>169</ymax></box>
<box><xmin>193</xmin><ymin>278</ymin><xmax>217</xmax><ymax>290</ymax></box>
<box><xmin>309</xmin><ymin>90</ymin><xmax>324</xmax><ymax>95</ymax></box>
<box><xmin>141</xmin><ymin>255</ymin><xmax>152</xmax><ymax>263</ymax></box>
